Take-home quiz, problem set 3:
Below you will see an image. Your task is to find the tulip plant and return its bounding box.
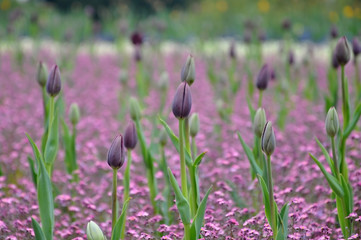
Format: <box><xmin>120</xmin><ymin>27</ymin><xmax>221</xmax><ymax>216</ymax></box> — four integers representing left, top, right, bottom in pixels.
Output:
<box><xmin>160</xmin><ymin>55</ymin><xmax>212</xmax><ymax>240</ymax></box>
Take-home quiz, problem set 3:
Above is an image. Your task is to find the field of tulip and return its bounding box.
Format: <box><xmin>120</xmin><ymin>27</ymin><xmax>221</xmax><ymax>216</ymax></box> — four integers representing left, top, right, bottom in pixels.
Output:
<box><xmin>1</xmin><ymin>19</ymin><xmax>361</xmax><ymax>240</ymax></box>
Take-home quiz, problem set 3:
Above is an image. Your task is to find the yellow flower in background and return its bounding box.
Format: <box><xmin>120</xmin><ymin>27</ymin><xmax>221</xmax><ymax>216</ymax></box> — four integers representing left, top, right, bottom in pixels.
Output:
<box><xmin>216</xmin><ymin>0</ymin><xmax>228</xmax><ymax>13</ymax></box>
<box><xmin>343</xmin><ymin>5</ymin><xmax>353</xmax><ymax>18</ymax></box>
<box><xmin>258</xmin><ymin>0</ymin><xmax>270</xmax><ymax>13</ymax></box>
<box><xmin>329</xmin><ymin>11</ymin><xmax>339</xmax><ymax>22</ymax></box>
<box><xmin>1</xmin><ymin>0</ymin><xmax>11</xmax><ymax>11</ymax></box>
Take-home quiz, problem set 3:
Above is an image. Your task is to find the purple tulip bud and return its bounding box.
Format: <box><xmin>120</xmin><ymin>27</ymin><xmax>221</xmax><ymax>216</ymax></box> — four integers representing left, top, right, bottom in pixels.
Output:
<box><xmin>352</xmin><ymin>38</ymin><xmax>361</xmax><ymax>57</ymax></box>
<box><xmin>269</xmin><ymin>67</ymin><xmax>276</xmax><ymax>81</ymax></box>
<box><xmin>131</xmin><ymin>31</ymin><xmax>143</xmax><ymax>46</ymax></box>
<box><xmin>172</xmin><ymin>82</ymin><xmax>192</xmax><ymax>119</ymax></box>
<box><xmin>181</xmin><ymin>54</ymin><xmax>195</xmax><ymax>85</ymax></box>
<box><xmin>331</xmin><ymin>51</ymin><xmax>339</xmax><ymax>69</ymax></box>
<box><xmin>256</xmin><ymin>64</ymin><xmax>270</xmax><ymax>90</ymax></box>
<box><xmin>281</xmin><ymin>19</ymin><xmax>291</xmax><ymax>31</ymax></box>
<box><xmin>335</xmin><ymin>36</ymin><xmax>351</xmax><ymax>66</ymax></box>
<box><xmin>124</xmin><ymin>122</ymin><xmax>137</xmax><ymax>150</ymax></box>
<box><xmin>243</xmin><ymin>31</ymin><xmax>252</xmax><ymax>44</ymax></box>
<box><xmin>258</xmin><ymin>30</ymin><xmax>266</xmax><ymax>42</ymax></box>
<box><xmin>46</xmin><ymin>65</ymin><xmax>61</xmax><ymax>97</ymax></box>
<box><xmin>229</xmin><ymin>41</ymin><xmax>236</xmax><ymax>59</ymax></box>
<box><xmin>107</xmin><ymin>135</ymin><xmax>125</xmax><ymax>169</ymax></box>
<box><xmin>330</xmin><ymin>25</ymin><xmax>339</xmax><ymax>39</ymax></box>
<box><xmin>288</xmin><ymin>51</ymin><xmax>295</xmax><ymax>65</ymax></box>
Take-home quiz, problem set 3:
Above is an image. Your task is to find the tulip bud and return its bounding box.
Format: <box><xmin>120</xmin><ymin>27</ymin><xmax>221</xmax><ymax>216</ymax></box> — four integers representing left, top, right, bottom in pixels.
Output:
<box><xmin>269</xmin><ymin>67</ymin><xmax>276</xmax><ymax>81</ymax></box>
<box><xmin>46</xmin><ymin>65</ymin><xmax>61</xmax><ymax>97</ymax></box>
<box><xmin>129</xmin><ymin>97</ymin><xmax>142</xmax><ymax>121</ymax></box>
<box><xmin>261</xmin><ymin>121</ymin><xmax>276</xmax><ymax>156</ymax></box>
<box><xmin>335</xmin><ymin>36</ymin><xmax>351</xmax><ymax>66</ymax></box>
<box><xmin>181</xmin><ymin>55</ymin><xmax>195</xmax><ymax>86</ymax></box>
<box><xmin>159</xmin><ymin>128</ymin><xmax>168</xmax><ymax>146</ymax></box>
<box><xmin>119</xmin><ymin>70</ymin><xmax>128</xmax><ymax>85</ymax></box>
<box><xmin>256</xmin><ymin>64</ymin><xmax>270</xmax><ymax>90</ymax></box>
<box><xmin>288</xmin><ymin>51</ymin><xmax>295</xmax><ymax>65</ymax></box>
<box><xmin>189</xmin><ymin>113</ymin><xmax>200</xmax><ymax>137</ymax></box>
<box><xmin>243</xmin><ymin>31</ymin><xmax>252</xmax><ymax>44</ymax></box>
<box><xmin>253</xmin><ymin>108</ymin><xmax>267</xmax><ymax>138</ymax></box>
<box><xmin>130</xmin><ymin>31</ymin><xmax>143</xmax><ymax>46</ymax></box>
<box><xmin>352</xmin><ymin>38</ymin><xmax>361</xmax><ymax>58</ymax></box>
<box><xmin>86</xmin><ymin>221</ymin><xmax>105</xmax><ymax>240</ymax></box>
<box><xmin>229</xmin><ymin>41</ymin><xmax>236</xmax><ymax>59</ymax></box>
<box><xmin>331</xmin><ymin>51</ymin><xmax>339</xmax><ymax>69</ymax></box>
<box><xmin>258</xmin><ymin>30</ymin><xmax>266</xmax><ymax>42</ymax></box>
<box><xmin>330</xmin><ymin>25</ymin><xmax>339</xmax><ymax>39</ymax></box>
<box><xmin>69</xmin><ymin>103</ymin><xmax>80</xmax><ymax>126</ymax></box>
<box><xmin>325</xmin><ymin>107</ymin><xmax>339</xmax><ymax>138</ymax></box>
<box><xmin>172</xmin><ymin>82</ymin><xmax>192</xmax><ymax>119</ymax></box>
<box><xmin>281</xmin><ymin>19</ymin><xmax>291</xmax><ymax>31</ymax></box>
<box><xmin>36</xmin><ymin>61</ymin><xmax>48</xmax><ymax>87</ymax></box>
<box><xmin>124</xmin><ymin>122</ymin><xmax>137</xmax><ymax>150</ymax></box>
<box><xmin>107</xmin><ymin>135</ymin><xmax>125</xmax><ymax>169</ymax></box>
<box><xmin>158</xmin><ymin>72</ymin><xmax>169</xmax><ymax>91</ymax></box>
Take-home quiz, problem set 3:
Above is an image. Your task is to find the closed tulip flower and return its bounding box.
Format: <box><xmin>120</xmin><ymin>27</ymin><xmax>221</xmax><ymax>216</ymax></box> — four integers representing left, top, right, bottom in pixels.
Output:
<box><xmin>253</xmin><ymin>108</ymin><xmax>267</xmax><ymax>138</ymax></box>
<box><xmin>261</xmin><ymin>121</ymin><xmax>276</xmax><ymax>156</ymax></box>
<box><xmin>256</xmin><ymin>64</ymin><xmax>270</xmax><ymax>90</ymax></box>
<box><xmin>46</xmin><ymin>65</ymin><xmax>61</xmax><ymax>97</ymax></box>
<box><xmin>335</xmin><ymin>36</ymin><xmax>351</xmax><ymax>66</ymax></box>
<box><xmin>86</xmin><ymin>221</ymin><xmax>105</xmax><ymax>240</ymax></box>
<box><xmin>325</xmin><ymin>107</ymin><xmax>339</xmax><ymax>138</ymax></box>
<box><xmin>107</xmin><ymin>135</ymin><xmax>125</xmax><ymax>169</ymax></box>
<box><xmin>352</xmin><ymin>38</ymin><xmax>361</xmax><ymax>58</ymax></box>
<box><xmin>181</xmin><ymin>54</ymin><xmax>195</xmax><ymax>86</ymax></box>
<box><xmin>124</xmin><ymin>122</ymin><xmax>137</xmax><ymax>150</ymax></box>
<box><xmin>172</xmin><ymin>82</ymin><xmax>192</xmax><ymax>119</ymax></box>
<box><xmin>36</xmin><ymin>61</ymin><xmax>48</xmax><ymax>87</ymax></box>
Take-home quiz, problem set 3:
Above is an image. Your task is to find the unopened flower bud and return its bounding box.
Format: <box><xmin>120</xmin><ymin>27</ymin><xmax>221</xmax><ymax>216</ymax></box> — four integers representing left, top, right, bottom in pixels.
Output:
<box><xmin>46</xmin><ymin>65</ymin><xmax>61</xmax><ymax>97</ymax></box>
<box><xmin>69</xmin><ymin>103</ymin><xmax>80</xmax><ymax>126</ymax></box>
<box><xmin>130</xmin><ymin>31</ymin><xmax>143</xmax><ymax>46</ymax></box>
<box><xmin>181</xmin><ymin>55</ymin><xmax>195</xmax><ymax>85</ymax></box>
<box><xmin>107</xmin><ymin>135</ymin><xmax>125</xmax><ymax>169</ymax></box>
<box><xmin>243</xmin><ymin>31</ymin><xmax>252</xmax><ymax>44</ymax></box>
<box><xmin>189</xmin><ymin>113</ymin><xmax>200</xmax><ymax>137</ymax></box>
<box><xmin>172</xmin><ymin>82</ymin><xmax>192</xmax><ymax>119</ymax></box>
<box><xmin>325</xmin><ymin>107</ymin><xmax>339</xmax><ymax>138</ymax></box>
<box><xmin>282</xmin><ymin>19</ymin><xmax>291</xmax><ymax>31</ymax></box>
<box><xmin>229</xmin><ymin>41</ymin><xmax>236</xmax><ymax>59</ymax></box>
<box><xmin>330</xmin><ymin>25</ymin><xmax>339</xmax><ymax>39</ymax></box>
<box><xmin>335</xmin><ymin>36</ymin><xmax>351</xmax><ymax>66</ymax></box>
<box><xmin>261</xmin><ymin>121</ymin><xmax>276</xmax><ymax>156</ymax></box>
<box><xmin>129</xmin><ymin>97</ymin><xmax>142</xmax><ymax>121</ymax></box>
<box><xmin>288</xmin><ymin>51</ymin><xmax>295</xmax><ymax>65</ymax></box>
<box><xmin>159</xmin><ymin>128</ymin><xmax>168</xmax><ymax>146</ymax></box>
<box><xmin>352</xmin><ymin>38</ymin><xmax>361</xmax><ymax>58</ymax></box>
<box><xmin>36</xmin><ymin>61</ymin><xmax>48</xmax><ymax>87</ymax></box>
<box><xmin>253</xmin><ymin>108</ymin><xmax>267</xmax><ymax>138</ymax></box>
<box><xmin>331</xmin><ymin>51</ymin><xmax>339</xmax><ymax>69</ymax></box>
<box><xmin>124</xmin><ymin>122</ymin><xmax>137</xmax><ymax>150</ymax></box>
<box><xmin>86</xmin><ymin>221</ymin><xmax>105</xmax><ymax>240</ymax></box>
<box><xmin>256</xmin><ymin>64</ymin><xmax>270</xmax><ymax>90</ymax></box>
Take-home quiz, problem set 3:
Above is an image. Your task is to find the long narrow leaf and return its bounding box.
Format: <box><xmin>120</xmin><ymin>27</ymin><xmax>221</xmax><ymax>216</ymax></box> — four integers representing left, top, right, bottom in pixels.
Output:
<box><xmin>344</xmin><ymin>102</ymin><xmax>361</xmax><ymax>139</ymax></box>
<box><xmin>44</xmin><ymin>111</ymin><xmax>59</xmax><ymax>165</ymax></box>
<box><xmin>61</xmin><ymin>119</ymin><xmax>73</xmax><ymax>174</ymax></box>
<box><xmin>193</xmin><ymin>152</ymin><xmax>206</xmax><ymax>167</ymax></box>
<box><xmin>309</xmin><ymin>154</ymin><xmax>344</xmax><ymax>197</ymax></box>
<box><xmin>111</xmin><ymin>198</ymin><xmax>130</xmax><ymax>240</ymax></box>
<box><xmin>190</xmin><ymin>186</ymin><xmax>212</xmax><ymax>239</ymax></box>
<box><xmin>31</xmin><ymin>218</ymin><xmax>46</xmax><ymax>240</ymax></box>
<box><xmin>315</xmin><ymin>138</ymin><xmax>336</xmax><ymax>177</ymax></box>
<box><xmin>28</xmin><ymin>156</ymin><xmax>38</xmax><ymax>188</ymax></box>
<box><xmin>257</xmin><ymin>174</ymin><xmax>271</xmax><ymax>225</ymax></box>
<box><xmin>340</xmin><ymin>175</ymin><xmax>352</xmax><ymax>214</ymax></box>
<box><xmin>237</xmin><ymin>132</ymin><xmax>262</xmax><ymax>176</ymax></box>
<box><xmin>167</xmin><ymin>168</ymin><xmax>191</xmax><ymax>224</ymax></box>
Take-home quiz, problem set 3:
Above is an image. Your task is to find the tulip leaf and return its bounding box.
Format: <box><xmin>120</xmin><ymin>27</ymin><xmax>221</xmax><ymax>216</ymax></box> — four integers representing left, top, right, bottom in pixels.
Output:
<box><xmin>159</xmin><ymin>118</ymin><xmax>192</xmax><ymax>166</ymax></box>
<box><xmin>309</xmin><ymin>154</ymin><xmax>344</xmax><ymax>197</ymax></box>
<box><xmin>336</xmin><ymin>196</ymin><xmax>347</xmax><ymax>238</ymax></box>
<box><xmin>343</xmin><ymin>101</ymin><xmax>361</xmax><ymax>139</ymax></box>
<box><xmin>167</xmin><ymin>168</ymin><xmax>191</xmax><ymax>224</ymax></box>
<box><xmin>237</xmin><ymin>132</ymin><xmax>263</xmax><ymax>177</ymax></box>
<box><xmin>61</xmin><ymin>119</ymin><xmax>73</xmax><ymax>174</ymax></box>
<box><xmin>31</xmin><ymin>218</ymin><xmax>46</xmax><ymax>240</ymax></box>
<box><xmin>44</xmin><ymin>111</ymin><xmax>59</xmax><ymax>165</ymax></box>
<box><xmin>315</xmin><ymin>138</ymin><xmax>336</xmax><ymax>177</ymax></box>
<box><xmin>111</xmin><ymin>198</ymin><xmax>130</xmax><ymax>240</ymax></box>
<box><xmin>26</xmin><ymin>133</ymin><xmax>43</xmax><ymax>170</ymax></box>
<box><xmin>190</xmin><ymin>186</ymin><xmax>212</xmax><ymax>239</ymax></box>
<box><xmin>135</xmin><ymin>119</ymin><xmax>150</xmax><ymax>168</ymax></box>
<box><xmin>340</xmin><ymin>174</ymin><xmax>353</xmax><ymax>214</ymax></box>
<box><xmin>226</xmin><ymin>180</ymin><xmax>247</xmax><ymax>208</ymax></box>
<box><xmin>27</xmin><ymin>156</ymin><xmax>38</xmax><ymax>189</ymax></box>
<box><xmin>246</xmin><ymin>96</ymin><xmax>256</xmax><ymax>121</ymax></box>
<box><xmin>193</xmin><ymin>152</ymin><xmax>206</xmax><ymax>167</ymax></box>
<box><xmin>278</xmin><ymin>203</ymin><xmax>289</xmax><ymax>239</ymax></box>
<box><xmin>257</xmin><ymin>174</ymin><xmax>271</xmax><ymax>226</ymax></box>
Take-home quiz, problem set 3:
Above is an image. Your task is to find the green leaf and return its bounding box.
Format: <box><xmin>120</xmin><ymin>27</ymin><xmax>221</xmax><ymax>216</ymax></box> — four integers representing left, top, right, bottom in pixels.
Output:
<box><xmin>278</xmin><ymin>203</ymin><xmax>289</xmax><ymax>239</ymax></box>
<box><xmin>190</xmin><ymin>186</ymin><xmax>212</xmax><ymax>239</ymax></box>
<box><xmin>340</xmin><ymin>175</ymin><xmax>352</xmax><ymax>214</ymax></box>
<box><xmin>336</xmin><ymin>196</ymin><xmax>347</xmax><ymax>238</ymax></box>
<box><xmin>111</xmin><ymin>198</ymin><xmax>130</xmax><ymax>240</ymax></box>
<box><xmin>135</xmin><ymin>119</ymin><xmax>149</xmax><ymax>167</ymax></box>
<box><xmin>257</xmin><ymin>174</ymin><xmax>271</xmax><ymax>226</ymax></box>
<box><xmin>26</xmin><ymin>133</ymin><xmax>43</xmax><ymax>170</ymax></box>
<box><xmin>167</xmin><ymin>168</ymin><xmax>191</xmax><ymax>224</ymax></box>
<box><xmin>315</xmin><ymin>138</ymin><xmax>336</xmax><ymax>176</ymax></box>
<box><xmin>31</xmin><ymin>218</ymin><xmax>46</xmax><ymax>240</ymax></box>
<box><xmin>44</xmin><ymin>111</ymin><xmax>59</xmax><ymax>165</ymax></box>
<box><xmin>246</xmin><ymin>97</ymin><xmax>256</xmax><ymax>122</ymax></box>
<box><xmin>27</xmin><ymin>156</ymin><xmax>37</xmax><ymax>188</ymax></box>
<box><xmin>226</xmin><ymin>180</ymin><xmax>247</xmax><ymax>208</ymax></box>
<box><xmin>159</xmin><ymin>118</ymin><xmax>192</xmax><ymax>166</ymax></box>
<box><xmin>61</xmin><ymin>119</ymin><xmax>73</xmax><ymax>174</ymax></box>
<box><xmin>343</xmin><ymin>101</ymin><xmax>361</xmax><ymax>139</ymax></box>
<box><xmin>237</xmin><ymin>132</ymin><xmax>263</xmax><ymax>176</ymax></box>
<box><xmin>193</xmin><ymin>152</ymin><xmax>206</xmax><ymax>167</ymax></box>
<box><xmin>309</xmin><ymin>154</ymin><xmax>344</xmax><ymax>197</ymax></box>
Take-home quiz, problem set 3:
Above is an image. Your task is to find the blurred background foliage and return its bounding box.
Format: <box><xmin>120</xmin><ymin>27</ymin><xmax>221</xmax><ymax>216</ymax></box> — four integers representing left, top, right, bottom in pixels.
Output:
<box><xmin>0</xmin><ymin>0</ymin><xmax>360</xmax><ymax>42</ymax></box>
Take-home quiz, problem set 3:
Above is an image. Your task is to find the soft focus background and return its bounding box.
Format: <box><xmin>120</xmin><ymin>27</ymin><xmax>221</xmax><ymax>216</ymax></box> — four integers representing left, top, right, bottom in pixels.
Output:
<box><xmin>0</xmin><ymin>0</ymin><xmax>360</xmax><ymax>43</ymax></box>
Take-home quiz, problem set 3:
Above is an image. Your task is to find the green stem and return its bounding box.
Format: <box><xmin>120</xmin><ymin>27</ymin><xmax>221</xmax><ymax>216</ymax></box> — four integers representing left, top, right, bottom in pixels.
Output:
<box><xmin>258</xmin><ymin>90</ymin><xmax>263</xmax><ymax>108</ymax></box>
<box><xmin>267</xmin><ymin>154</ymin><xmax>277</xmax><ymax>239</ymax></box>
<box><xmin>178</xmin><ymin>119</ymin><xmax>188</xmax><ymax>199</ymax></box>
<box><xmin>48</xmin><ymin>96</ymin><xmax>54</xmax><ymax>133</ymax></box>
<box><xmin>41</xmin><ymin>87</ymin><xmax>47</xmax><ymax>127</ymax></box>
<box><xmin>112</xmin><ymin>168</ymin><xmax>118</xmax><ymax>231</ymax></box>
<box><xmin>184</xmin><ymin>223</ymin><xmax>190</xmax><ymax>240</ymax></box>
<box><xmin>191</xmin><ymin>136</ymin><xmax>197</xmax><ymax>160</ymax></box>
<box><xmin>184</xmin><ymin>118</ymin><xmax>191</xmax><ymax>152</ymax></box>
<box><xmin>121</xmin><ymin>150</ymin><xmax>132</xmax><ymax>239</ymax></box>
<box><xmin>354</xmin><ymin>59</ymin><xmax>360</xmax><ymax>100</ymax></box>
<box><xmin>341</xmin><ymin>66</ymin><xmax>350</xmax><ymax>127</ymax></box>
<box><xmin>331</xmin><ymin>137</ymin><xmax>339</xmax><ymax>178</ymax></box>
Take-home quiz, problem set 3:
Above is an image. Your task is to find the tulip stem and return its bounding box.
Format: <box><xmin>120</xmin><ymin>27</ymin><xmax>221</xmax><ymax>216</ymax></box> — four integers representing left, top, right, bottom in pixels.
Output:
<box><xmin>340</xmin><ymin>65</ymin><xmax>349</xmax><ymax>180</ymax></box>
<box><xmin>267</xmin><ymin>154</ymin><xmax>277</xmax><ymax>239</ymax></box>
<box><xmin>121</xmin><ymin>150</ymin><xmax>131</xmax><ymax>239</ymax></box>
<box><xmin>48</xmin><ymin>96</ymin><xmax>54</xmax><ymax>133</ymax></box>
<box><xmin>331</xmin><ymin>137</ymin><xmax>339</xmax><ymax>178</ymax></box>
<box><xmin>258</xmin><ymin>90</ymin><xmax>263</xmax><ymax>108</ymax></box>
<box><xmin>111</xmin><ymin>168</ymin><xmax>118</xmax><ymax>232</ymax></box>
<box><xmin>41</xmin><ymin>87</ymin><xmax>47</xmax><ymax>127</ymax></box>
<box><xmin>178</xmin><ymin>119</ymin><xmax>188</xmax><ymax>199</ymax></box>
